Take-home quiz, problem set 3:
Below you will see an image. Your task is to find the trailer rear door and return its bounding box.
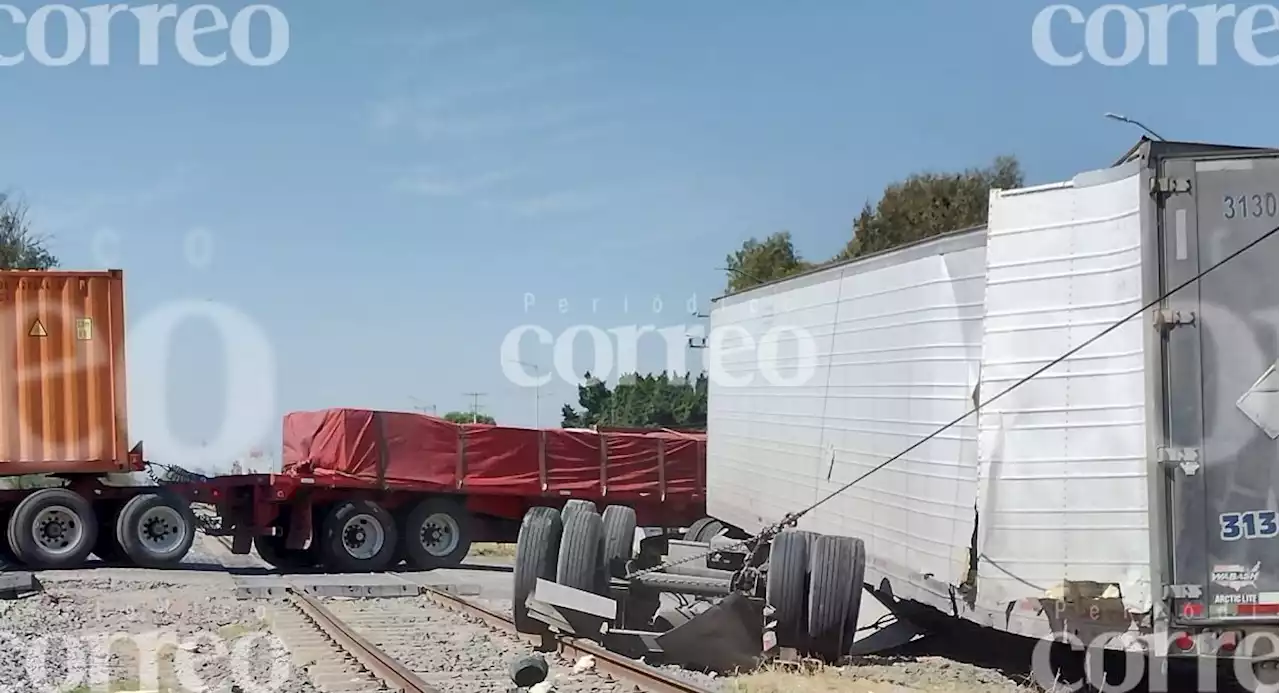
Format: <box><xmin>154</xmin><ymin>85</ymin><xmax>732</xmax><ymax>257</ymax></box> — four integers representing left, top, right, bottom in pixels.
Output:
<box><xmin>1159</xmin><ymin>150</ymin><xmax>1278</xmax><ymax>625</ymax></box>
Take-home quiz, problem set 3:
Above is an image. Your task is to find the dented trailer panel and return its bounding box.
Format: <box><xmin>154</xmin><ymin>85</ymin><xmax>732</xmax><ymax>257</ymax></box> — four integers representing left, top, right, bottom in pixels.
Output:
<box><xmin>707</xmin><ymin>229</ymin><xmax>988</xmax><ymax>601</ymax></box>
<box><xmin>1146</xmin><ymin>146</ymin><xmax>1279</xmax><ymax>625</ymax></box>
<box><xmin>979</xmin><ymin>160</ymin><xmax>1155</xmax><ymax>631</ymax></box>
<box><xmin>706</xmin><ymin>141</ymin><xmax>1279</xmax><ymax>644</ymax></box>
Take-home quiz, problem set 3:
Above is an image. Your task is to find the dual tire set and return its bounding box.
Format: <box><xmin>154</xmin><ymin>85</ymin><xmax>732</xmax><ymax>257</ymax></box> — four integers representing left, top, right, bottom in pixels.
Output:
<box><xmin>765</xmin><ymin>529</ymin><xmax>868</xmax><ymax>661</ymax></box>
<box><xmin>0</xmin><ymin>488</ymin><xmax>196</xmax><ymax>570</ymax></box>
<box><xmin>252</xmin><ymin>496</ymin><xmax>474</xmax><ymax>573</ymax></box>
<box><xmin>512</xmin><ymin>499</ymin><xmax>638</xmax><ymax>634</ymax></box>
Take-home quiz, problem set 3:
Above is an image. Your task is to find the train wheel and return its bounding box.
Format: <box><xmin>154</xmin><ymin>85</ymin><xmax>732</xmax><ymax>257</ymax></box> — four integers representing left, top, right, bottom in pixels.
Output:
<box><xmin>807</xmin><ymin>534</ymin><xmax>866</xmax><ymax>660</ymax></box>
<box><xmin>402</xmin><ymin>497</ymin><xmax>473</xmax><ymax>570</ymax></box>
<box><xmin>556</xmin><ymin>509</ymin><xmax>603</xmax><ymax>593</ymax></box>
<box><xmin>319</xmin><ymin>500</ymin><xmax>398</xmax><ymax>573</ymax></box>
<box><xmin>7</xmin><ymin>488</ymin><xmax>98</xmax><ymax>569</ymax></box>
<box><xmin>513</xmin><ymin>507</ymin><xmax>562</xmax><ymax>634</ymax></box>
<box><xmin>766</xmin><ymin>529</ymin><xmax>811</xmax><ymax>650</ymax></box>
<box><xmin>116</xmin><ymin>492</ymin><xmax>196</xmax><ymax>568</ymax></box>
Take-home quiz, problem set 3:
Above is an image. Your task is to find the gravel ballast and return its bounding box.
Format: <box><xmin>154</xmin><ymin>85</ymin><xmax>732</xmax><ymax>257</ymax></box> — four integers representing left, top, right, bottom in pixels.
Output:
<box><xmin>0</xmin><ymin>575</ymin><xmax>319</xmax><ymax>693</ymax></box>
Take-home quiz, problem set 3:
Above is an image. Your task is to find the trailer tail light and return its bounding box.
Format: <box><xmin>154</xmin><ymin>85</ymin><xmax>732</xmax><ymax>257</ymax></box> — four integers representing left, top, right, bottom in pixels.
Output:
<box><xmin>1172</xmin><ymin>633</ymin><xmax>1196</xmax><ymax>652</ymax></box>
<box><xmin>1235</xmin><ymin>603</ymin><xmax>1280</xmax><ymax>616</ymax></box>
<box><xmin>1217</xmin><ymin>632</ymin><xmax>1238</xmax><ymax>653</ymax></box>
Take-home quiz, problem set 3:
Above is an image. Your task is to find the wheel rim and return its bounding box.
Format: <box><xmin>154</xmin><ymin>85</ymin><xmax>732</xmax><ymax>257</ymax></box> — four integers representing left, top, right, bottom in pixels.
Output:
<box><xmin>31</xmin><ymin>505</ymin><xmax>84</xmax><ymax>556</ymax></box>
<box><xmin>136</xmin><ymin>506</ymin><xmax>187</xmax><ymax>554</ymax></box>
<box><xmin>419</xmin><ymin>512</ymin><xmax>460</xmax><ymax>557</ymax></box>
<box><xmin>341</xmin><ymin>513</ymin><xmax>384</xmax><ymax>560</ymax></box>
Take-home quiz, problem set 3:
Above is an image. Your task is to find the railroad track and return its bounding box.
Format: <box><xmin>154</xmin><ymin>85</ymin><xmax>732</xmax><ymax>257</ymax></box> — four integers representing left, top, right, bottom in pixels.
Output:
<box><xmin>281</xmin><ymin>587</ymin><xmax>444</xmax><ymax>692</ymax></box>
<box><xmin>212</xmin><ymin>535</ymin><xmax>715</xmax><ymax>692</ymax></box>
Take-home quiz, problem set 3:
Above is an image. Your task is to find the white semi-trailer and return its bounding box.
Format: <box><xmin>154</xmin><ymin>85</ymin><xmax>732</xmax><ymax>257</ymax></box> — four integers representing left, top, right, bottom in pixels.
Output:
<box><xmin>509</xmin><ymin>139</ymin><xmax>1277</xmax><ymax>688</ymax></box>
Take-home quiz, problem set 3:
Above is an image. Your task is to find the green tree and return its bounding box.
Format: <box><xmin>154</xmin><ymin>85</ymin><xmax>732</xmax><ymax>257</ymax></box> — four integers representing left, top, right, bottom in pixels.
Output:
<box><xmin>723</xmin><ymin>231</ymin><xmax>809</xmax><ymax>293</ymax></box>
<box><xmin>442</xmin><ymin>410</ymin><xmax>496</xmax><ymax>425</ymax></box>
<box><xmin>0</xmin><ymin>194</ymin><xmax>58</xmax><ymax>270</ymax></box>
<box><xmin>839</xmin><ymin>156</ymin><xmax>1022</xmax><ymax>260</ymax></box>
<box><xmin>561</xmin><ymin>372</ymin><xmax>708</xmax><ymax>430</ymax></box>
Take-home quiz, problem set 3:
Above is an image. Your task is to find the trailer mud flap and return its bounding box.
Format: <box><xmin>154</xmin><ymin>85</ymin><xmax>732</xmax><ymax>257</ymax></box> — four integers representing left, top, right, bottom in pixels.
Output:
<box><xmin>654</xmin><ymin>593</ymin><xmax>764</xmax><ymax>674</ymax></box>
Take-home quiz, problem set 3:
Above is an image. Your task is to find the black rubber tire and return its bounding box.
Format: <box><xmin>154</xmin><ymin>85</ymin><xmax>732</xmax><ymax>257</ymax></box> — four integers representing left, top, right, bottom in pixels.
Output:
<box><xmin>318</xmin><ymin>500</ymin><xmax>399</xmax><ymax>573</ymax></box>
<box><xmin>402</xmin><ymin>496</ymin><xmax>473</xmax><ymax>570</ymax></box>
<box><xmin>514</xmin><ymin>507</ymin><xmax>563</xmax><ymax>634</ymax></box>
<box><xmin>116</xmin><ymin>492</ymin><xmax>197</xmax><ymax>568</ymax></box>
<box><xmin>807</xmin><ymin>534</ymin><xmax>866</xmax><ymax>659</ymax></box>
<box><xmin>253</xmin><ymin>534</ymin><xmax>318</xmax><ymax>572</ymax></box>
<box><xmin>556</xmin><ymin>509</ymin><xmax>603</xmax><ymax>592</ymax></box>
<box><xmin>684</xmin><ymin>517</ymin><xmax>725</xmax><ymax>543</ymax></box>
<box><xmin>766</xmin><ymin>529</ymin><xmax>811</xmax><ymax>649</ymax></box>
<box><xmin>601</xmin><ymin>505</ymin><xmax>637</xmax><ymax>578</ymax></box>
<box><xmin>7</xmin><ymin>488</ymin><xmax>97</xmax><ymax>569</ymax></box>
<box><xmin>561</xmin><ymin>499</ymin><xmax>597</xmax><ymax>519</ymax></box>
<box><xmin>92</xmin><ymin>501</ymin><xmax>127</xmax><ymax>563</ymax></box>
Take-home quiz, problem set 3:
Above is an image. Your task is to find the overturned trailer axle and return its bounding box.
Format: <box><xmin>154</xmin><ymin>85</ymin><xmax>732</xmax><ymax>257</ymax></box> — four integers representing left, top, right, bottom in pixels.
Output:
<box><xmin>513</xmin><ymin>506</ymin><xmax>923</xmax><ymax>675</ymax></box>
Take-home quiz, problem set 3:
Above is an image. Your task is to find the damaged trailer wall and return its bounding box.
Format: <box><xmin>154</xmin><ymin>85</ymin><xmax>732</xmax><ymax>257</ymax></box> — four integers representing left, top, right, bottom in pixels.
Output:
<box><xmin>706</xmin><ymin>229</ymin><xmax>988</xmax><ymax>594</ymax></box>
<box><xmin>706</xmin><ymin>158</ymin><xmax>1162</xmax><ymax>641</ymax></box>
<box><xmin>977</xmin><ymin>161</ymin><xmax>1152</xmax><ymax>627</ymax></box>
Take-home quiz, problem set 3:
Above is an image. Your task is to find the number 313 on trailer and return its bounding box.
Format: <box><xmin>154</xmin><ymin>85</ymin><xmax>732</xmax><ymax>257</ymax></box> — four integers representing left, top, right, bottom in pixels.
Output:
<box><xmin>1219</xmin><ymin>510</ymin><xmax>1278</xmax><ymax>541</ymax></box>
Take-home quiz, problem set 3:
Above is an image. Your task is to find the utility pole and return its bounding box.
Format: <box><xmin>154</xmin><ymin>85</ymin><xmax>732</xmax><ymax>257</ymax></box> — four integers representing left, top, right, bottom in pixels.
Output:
<box><xmin>463</xmin><ymin>392</ymin><xmax>486</xmax><ymax>423</ymax></box>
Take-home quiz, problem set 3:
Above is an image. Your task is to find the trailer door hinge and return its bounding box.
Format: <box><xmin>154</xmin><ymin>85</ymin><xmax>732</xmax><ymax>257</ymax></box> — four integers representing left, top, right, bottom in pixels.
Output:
<box><xmin>1154</xmin><ymin>309</ymin><xmax>1196</xmax><ymax>332</ymax></box>
<box><xmin>1158</xmin><ymin>447</ymin><xmax>1201</xmax><ymax>475</ymax></box>
<box><xmin>1164</xmin><ymin>583</ymin><xmax>1203</xmax><ymax>600</ymax></box>
<box><xmin>1152</xmin><ymin>177</ymin><xmax>1193</xmax><ymax>196</ymax></box>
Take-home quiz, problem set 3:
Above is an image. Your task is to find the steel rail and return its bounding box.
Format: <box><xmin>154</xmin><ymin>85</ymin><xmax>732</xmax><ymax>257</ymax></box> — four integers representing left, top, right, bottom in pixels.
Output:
<box><xmin>416</xmin><ymin>584</ymin><xmax>718</xmax><ymax>693</ymax></box>
<box><xmin>286</xmin><ymin>587</ymin><xmax>444</xmax><ymax>693</ymax></box>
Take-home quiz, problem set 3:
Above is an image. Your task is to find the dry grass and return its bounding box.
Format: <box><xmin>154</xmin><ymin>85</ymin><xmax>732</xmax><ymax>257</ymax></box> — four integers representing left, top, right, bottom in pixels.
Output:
<box><xmin>468</xmin><ymin>542</ymin><xmax>517</xmax><ymax>558</ymax></box>
<box><xmin>726</xmin><ymin>663</ymin><xmax>907</xmax><ymax>693</ymax></box>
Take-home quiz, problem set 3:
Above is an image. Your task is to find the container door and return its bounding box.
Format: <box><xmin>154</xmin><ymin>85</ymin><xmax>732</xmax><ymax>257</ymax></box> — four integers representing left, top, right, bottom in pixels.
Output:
<box><xmin>1160</xmin><ymin>153</ymin><xmax>1278</xmax><ymax>624</ymax></box>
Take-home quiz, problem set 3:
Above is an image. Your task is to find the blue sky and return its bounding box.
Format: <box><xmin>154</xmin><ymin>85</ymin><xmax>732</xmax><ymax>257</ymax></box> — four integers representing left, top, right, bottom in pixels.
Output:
<box><xmin>0</xmin><ymin>1</ymin><xmax>1276</xmax><ymax>470</ymax></box>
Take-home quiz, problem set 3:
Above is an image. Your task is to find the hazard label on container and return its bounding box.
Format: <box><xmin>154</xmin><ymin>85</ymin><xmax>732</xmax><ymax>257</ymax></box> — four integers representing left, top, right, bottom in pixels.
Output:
<box><xmin>28</xmin><ymin>319</ymin><xmax>46</xmax><ymax>338</ymax></box>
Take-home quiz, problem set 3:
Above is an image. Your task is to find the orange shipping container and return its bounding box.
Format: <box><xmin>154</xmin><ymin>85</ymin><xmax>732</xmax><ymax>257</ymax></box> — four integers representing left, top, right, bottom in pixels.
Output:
<box><xmin>0</xmin><ymin>270</ymin><xmax>131</xmax><ymax>476</ymax></box>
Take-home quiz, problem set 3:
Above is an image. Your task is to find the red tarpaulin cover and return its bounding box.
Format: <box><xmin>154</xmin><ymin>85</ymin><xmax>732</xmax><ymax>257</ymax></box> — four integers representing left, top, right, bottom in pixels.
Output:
<box><xmin>281</xmin><ymin>408</ymin><xmax>705</xmax><ymax>501</ymax></box>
